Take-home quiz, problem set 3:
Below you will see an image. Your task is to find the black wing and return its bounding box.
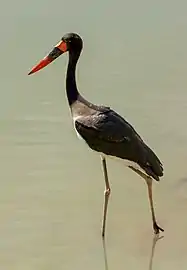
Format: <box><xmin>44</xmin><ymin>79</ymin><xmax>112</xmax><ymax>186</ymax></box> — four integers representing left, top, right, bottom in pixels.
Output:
<box><xmin>75</xmin><ymin>109</ymin><xmax>163</xmax><ymax>181</ymax></box>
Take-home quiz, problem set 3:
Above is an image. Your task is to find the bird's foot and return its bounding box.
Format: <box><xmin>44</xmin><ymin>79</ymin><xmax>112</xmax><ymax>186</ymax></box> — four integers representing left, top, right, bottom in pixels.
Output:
<box><xmin>153</xmin><ymin>222</ymin><xmax>164</xmax><ymax>234</ymax></box>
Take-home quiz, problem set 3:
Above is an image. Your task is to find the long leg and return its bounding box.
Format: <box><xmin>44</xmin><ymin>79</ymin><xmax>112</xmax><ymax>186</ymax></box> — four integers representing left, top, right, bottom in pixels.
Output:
<box><xmin>146</xmin><ymin>176</ymin><xmax>164</xmax><ymax>234</ymax></box>
<box><xmin>101</xmin><ymin>156</ymin><xmax>111</xmax><ymax>238</ymax></box>
<box><xmin>129</xmin><ymin>166</ymin><xmax>164</xmax><ymax>234</ymax></box>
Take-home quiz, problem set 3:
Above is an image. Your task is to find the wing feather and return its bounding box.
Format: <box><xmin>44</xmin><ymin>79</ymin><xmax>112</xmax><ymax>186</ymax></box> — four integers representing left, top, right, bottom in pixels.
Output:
<box><xmin>75</xmin><ymin>109</ymin><xmax>163</xmax><ymax>180</ymax></box>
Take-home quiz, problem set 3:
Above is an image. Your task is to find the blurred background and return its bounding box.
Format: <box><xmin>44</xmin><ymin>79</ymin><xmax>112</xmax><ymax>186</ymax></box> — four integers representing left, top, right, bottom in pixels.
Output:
<box><xmin>0</xmin><ymin>0</ymin><xmax>187</xmax><ymax>269</ymax></box>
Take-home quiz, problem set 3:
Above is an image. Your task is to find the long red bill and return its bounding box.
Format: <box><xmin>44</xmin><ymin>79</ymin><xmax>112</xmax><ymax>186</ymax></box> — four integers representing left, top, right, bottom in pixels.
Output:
<box><xmin>28</xmin><ymin>41</ymin><xmax>67</xmax><ymax>75</ymax></box>
<box><xmin>28</xmin><ymin>56</ymin><xmax>52</xmax><ymax>75</ymax></box>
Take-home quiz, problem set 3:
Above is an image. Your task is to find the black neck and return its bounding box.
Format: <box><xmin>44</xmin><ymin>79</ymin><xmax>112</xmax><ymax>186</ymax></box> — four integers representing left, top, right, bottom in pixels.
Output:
<box><xmin>66</xmin><ymin>51</ymin><xmax>81</xmax><ymax>106</ymax></box>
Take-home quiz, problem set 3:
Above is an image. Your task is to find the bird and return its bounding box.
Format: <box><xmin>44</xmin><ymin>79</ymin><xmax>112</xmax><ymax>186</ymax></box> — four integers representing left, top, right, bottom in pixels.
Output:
<box><xmin>28</xmin><ymin>32</ymin><xmax>164</xmax><ymax>237</ymax></box>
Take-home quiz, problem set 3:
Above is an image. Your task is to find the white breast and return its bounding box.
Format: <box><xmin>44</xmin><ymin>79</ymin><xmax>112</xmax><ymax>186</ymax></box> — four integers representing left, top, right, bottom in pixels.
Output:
<box><xmin>72</xmin><ymin>115</ymin><xmax>85</xmax><ymax>141</ymax></box>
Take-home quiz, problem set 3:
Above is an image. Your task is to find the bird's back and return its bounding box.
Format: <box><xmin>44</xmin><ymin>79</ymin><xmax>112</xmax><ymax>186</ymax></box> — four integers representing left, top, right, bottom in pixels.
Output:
<box><xmin>74</xmin><ymin>103</ymin><xmax>163</xmax><ymax>181</ymax></box>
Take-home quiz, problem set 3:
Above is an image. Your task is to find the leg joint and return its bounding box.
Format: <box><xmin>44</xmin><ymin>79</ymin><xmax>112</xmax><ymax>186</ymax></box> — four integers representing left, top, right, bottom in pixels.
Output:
<box><xmin>104</xmin><ymin>188</ymin><xmax>111</xmax><ymax>196</ymax></box>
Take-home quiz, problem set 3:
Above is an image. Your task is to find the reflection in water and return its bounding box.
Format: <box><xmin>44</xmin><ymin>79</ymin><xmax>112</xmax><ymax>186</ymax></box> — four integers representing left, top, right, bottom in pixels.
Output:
<box><xmin>148</xmin><ymin>235</ymin><xmax>164</xmax><ymax>270</ymax></box>
<box><xmin>102</xmin><ymin>239</ymin><xmax>109</xmax><ymax>270</ymax></box>
<box><xmin>102</xmin><ymin>235</ymin><xmax>164</xmax><ymax>270</ymax></box>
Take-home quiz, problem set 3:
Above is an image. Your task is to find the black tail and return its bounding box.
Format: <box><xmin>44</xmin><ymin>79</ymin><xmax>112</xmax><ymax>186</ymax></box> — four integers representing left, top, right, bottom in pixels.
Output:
<box><xmin>141</xmin><ymin>145</ymin><xmax>163</xmax><ymax>181</ymax></box>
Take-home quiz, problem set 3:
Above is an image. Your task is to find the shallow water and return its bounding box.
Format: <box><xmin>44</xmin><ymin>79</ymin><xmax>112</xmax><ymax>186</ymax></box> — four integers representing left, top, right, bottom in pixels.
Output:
<box><xmin>1</xmin><ymin>0</ymin><xmax>187</xmax><ymax>269</ymax></box>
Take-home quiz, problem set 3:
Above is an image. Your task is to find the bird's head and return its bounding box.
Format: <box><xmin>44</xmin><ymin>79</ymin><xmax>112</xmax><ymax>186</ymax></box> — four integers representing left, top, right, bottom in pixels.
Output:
<box><xmin>28</xmin><ymin>32</ymin><xmax>83</xmax><ymax>75</ymax></box>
